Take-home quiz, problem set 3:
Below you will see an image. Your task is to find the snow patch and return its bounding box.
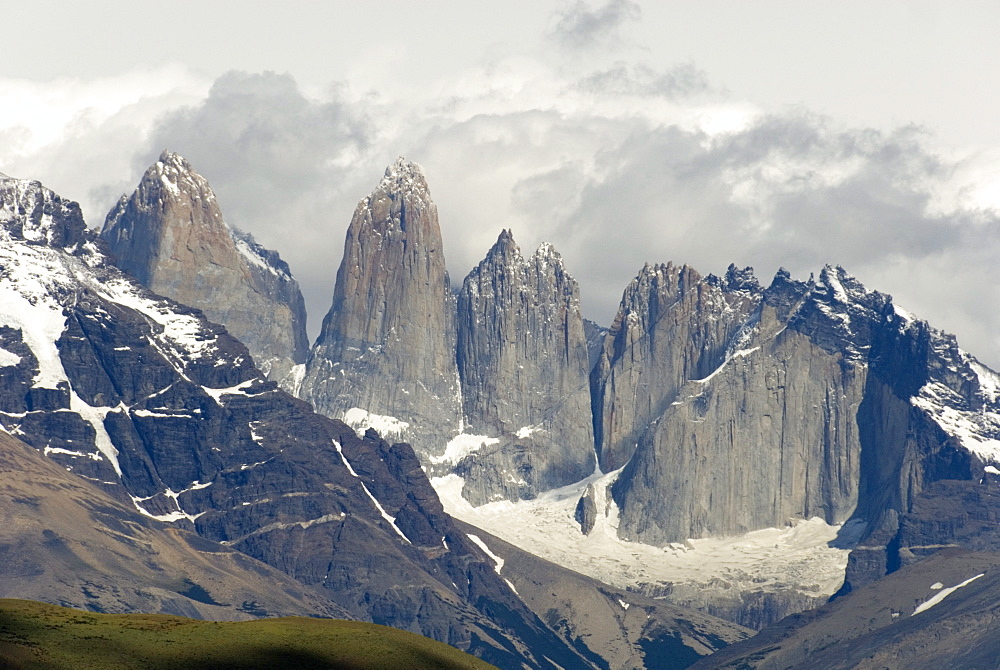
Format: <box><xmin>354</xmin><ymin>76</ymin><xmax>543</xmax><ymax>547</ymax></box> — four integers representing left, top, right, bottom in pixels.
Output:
<box><xmin>913</xmin><ymin>574</ymin><xmax>984</xmax><ymax>616</ymax></box>
<box><xmin>432</xmin><ymin>470</ymin><xmax>862</xmax><ymax>602</ymax></box>
<box><xmin>0</xmin><ymin>347</ymin><xmax>20</xmax><ymax>367</ymax></box>
<box><xmin>202</xmin><ymin>379</ymin><xmax>256</xmax><ymax>402</ymax></box>
<box><xmin>94</xmin><ymin>277</ymin><xmax>218</xmax><ymax>359</ymax></box>
<box><xmin>430</xmin><ymin>433</ymin><xmax>500</xmax><ymax>465</ymax></box>
<box><xmin>343</xmin><ymin>407</ymin><xmax>409</xmax><ymax>440</ymax></box>
<box><xmin>70</xmin><ymin>395</ymin><xmax>121</xmax><ymax>476</ymax></box>
<box><xmin>515</xmin><ymin>425</ymin><xmax>538</xmax><ymax>439</ymax></box>
<box><xmin>333</xmin><ymin>439</ymin><xmax>411</xmax><ymax>544</ymax></box>
<box><xmin>467</xmin><ymin>533</ymin><xmax>505</xmax><ymax>575</ymax></box>
<box><xmin>912</xmin><ymin>381</ymin><xmax>1000</xmax><ymax>463</ymax></box>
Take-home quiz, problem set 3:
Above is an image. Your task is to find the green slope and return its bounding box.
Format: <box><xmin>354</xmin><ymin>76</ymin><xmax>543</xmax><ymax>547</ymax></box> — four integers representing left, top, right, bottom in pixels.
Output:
<box><xmin>0</xmin><ymin>599</ymin><xmax>498</xmax><ymax>670</ymax></box>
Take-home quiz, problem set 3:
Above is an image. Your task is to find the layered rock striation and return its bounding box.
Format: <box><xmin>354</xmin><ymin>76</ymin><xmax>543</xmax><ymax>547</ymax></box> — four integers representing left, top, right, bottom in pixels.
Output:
<box><xmin>100</xmin><ymin>151</ymin><xmax>308</xmax><ymax>387</ymax></box>
<box><xmin>453</xmin><ymin>230</ymin><xmax>594</xmax><ymax>503</ymax></box>
<box><xmin>299</xmin><ymin>158</ymin><xmax>462</xmax><ymax>458</ymax></box>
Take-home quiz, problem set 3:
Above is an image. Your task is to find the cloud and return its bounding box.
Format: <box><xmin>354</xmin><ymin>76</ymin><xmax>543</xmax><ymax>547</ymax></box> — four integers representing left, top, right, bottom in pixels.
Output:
<box><xmin>128</xmin><ymin>66</ymin><xmax>1000</xmax><ymax>368</ymax></box>
<box><xmin>4</xmin><ymin>54</ymin><xmax>1000</xmax><ymax>369</ymax></box>
<box><xmin>574</xmin><ymin>61</ymin><xmax>711</xmax><ymax>99</ymax></box>
<box><xmin>0</xmin><ymin>66</ymin><xmax>209</xmax><ymax>221</ymax></box>
<box><xmin>549</xmin><ymin>0</ymin><xmax>642</xmax><ymax>50</ymax></box>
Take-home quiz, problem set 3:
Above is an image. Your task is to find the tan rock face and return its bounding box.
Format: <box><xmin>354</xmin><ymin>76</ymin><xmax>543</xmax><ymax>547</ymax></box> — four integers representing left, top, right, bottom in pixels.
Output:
<box><xmin>455</xmin><ymin>230</ymin><xmax>595</xmax><ymax>503</ymax></box>
<box><xmin>100</xmin><ymin>152</ymin><xmax>308</xmax><ymax>386</ymax></box>
<box><xmin>300</xmin><ymin>158</ymin><xmax>462</xmax><ymax>456</ymax></box>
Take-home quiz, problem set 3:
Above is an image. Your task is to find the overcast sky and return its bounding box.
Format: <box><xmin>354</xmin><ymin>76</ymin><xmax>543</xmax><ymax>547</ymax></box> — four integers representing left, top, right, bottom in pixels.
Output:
<box><xmin>3</xmin><ymin>1</ymin><xmax>1000</xmax><ymax>367</ymax></box>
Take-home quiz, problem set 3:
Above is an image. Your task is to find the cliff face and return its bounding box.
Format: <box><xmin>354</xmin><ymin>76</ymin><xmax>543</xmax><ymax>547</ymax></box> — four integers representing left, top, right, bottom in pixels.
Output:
<box><xmin>299</xmin><ymin>158</ymin><xmax>462</xmax><ymax>457</ymax></box>
<box><xmin>453</xmin><ymin>231</ymin><xmax>594</xmax><ymax>503</ymax></box>
<box><xmin>100</xmin><ymin>151</ymin><xmax>308</xmax><ymax>387</ymax></box>
<box><xmin>592</xmin><ymin>262</ymin><xmax>1000</xmax><ymax>564</ymax></box>
<box><xmin>607</xmin><ymin>267</ymin><xmax>869</xmax><ymax>544</ymax></box>
<box><xmin>591</xmin><ymin>263</ymin><xmax>761</xmax><ymax>473</ymax></box>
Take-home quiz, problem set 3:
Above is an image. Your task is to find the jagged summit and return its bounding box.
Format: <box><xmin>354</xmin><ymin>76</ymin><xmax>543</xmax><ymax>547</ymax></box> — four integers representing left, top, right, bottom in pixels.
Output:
<box><xmin>454</xmin><ymin>231</ymin><xmax>594</xmax><ymax>503</ymax></box>
<box><xmin>100</xmin><ymin>152</ymin><xmax>308</xmax><ymax>385</ymax></box>
<box><xmin>0</xmin><ymin>174</ymin><xmax>88</xmax><ymax>249</ymax></box>
<box><xmin>369</xmin><ymin>156</ymin><xmax>432</xmax><ymax>213</ymax></box>
<box><xmin>0</xmin><ymin>174</ymin><xmax>596</xmax><ymax>670</ymax></box>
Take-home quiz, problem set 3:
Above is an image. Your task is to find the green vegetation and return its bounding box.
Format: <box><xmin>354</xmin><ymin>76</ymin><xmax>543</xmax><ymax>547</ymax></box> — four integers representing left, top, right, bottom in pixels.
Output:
<box><xmin>0</xmin><ymin>599</ymin><xmax>498</xmax><ymax>670</ymax></box>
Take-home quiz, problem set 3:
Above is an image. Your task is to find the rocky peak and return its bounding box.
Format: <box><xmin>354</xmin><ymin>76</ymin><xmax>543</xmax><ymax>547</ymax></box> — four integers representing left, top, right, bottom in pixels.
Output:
<box><xmin>378</xmin><ymin>156</ymin><xmax>430</xmax><ymax>201</ymax></box>
<box><xmin>0</xmin><ymin>174</ymin><xmax>87</xmax><ymax>249</ymax></box>
<box><xmin>0</xmin><ymin>175</ymin><xmax>593</xmax><ymax>670</ymax></box>
<box><xmin>300</xmin><ymin>158</ymin><xmax>462</xmax><ymax>459</ymax></box>
<box><xmin>454</xmin><ymin>231</ymin><xmax>594</xmax><ymax>503</ymax></box>
<box><xmin>722</xmin><ymin>263</ymin><xmax>761</xmax><ymax>293</ymax></box>
<box><xmin>100</xmin><ymin>152</ymin><xmax>308</xmax><ymax>386</ymax></box>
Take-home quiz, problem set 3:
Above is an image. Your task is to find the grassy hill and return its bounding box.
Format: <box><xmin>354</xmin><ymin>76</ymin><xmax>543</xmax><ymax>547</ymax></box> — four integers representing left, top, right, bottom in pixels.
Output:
<box><xmin>0</xmin><ymin>599</ymin><xmax>498</xmax><ymax>669</ymax></box>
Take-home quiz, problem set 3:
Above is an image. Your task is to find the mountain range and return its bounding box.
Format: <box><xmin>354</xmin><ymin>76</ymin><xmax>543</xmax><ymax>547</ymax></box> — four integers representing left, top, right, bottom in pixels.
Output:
<box><xmin>2</xmin><ymin>153</ymin><xmax>1000</xmax><ymax>668</ymax></box>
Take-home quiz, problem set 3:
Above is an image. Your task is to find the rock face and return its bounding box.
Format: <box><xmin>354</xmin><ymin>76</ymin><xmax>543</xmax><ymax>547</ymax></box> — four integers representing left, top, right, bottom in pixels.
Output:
<box><xmin>592</xmin><ymin>263</ymin><xmax>762</xmax><ymax>473</ymax></box>
<box><xmin>590</xmin><ymin>261</ymin><xmax>1000</xmax><ymax>567</ymax></box>
<box><xmin>100</xmin><ymin>151</ymin><xmax>308</xmax><ymax>387</ymax></box>
<box><xmin>299</xmin><ymin>158</ymin><xmax>461</xmax><ymax>458</ymax></box>
<box><xmin>0</xmin><ymin>172</ymin><xmax>592</xmax><ymax>670</ymax></box>
<box><xmin>453</xmin><ymin>231</ymin><xmax>594</xmax><ymax>503</ymax></box>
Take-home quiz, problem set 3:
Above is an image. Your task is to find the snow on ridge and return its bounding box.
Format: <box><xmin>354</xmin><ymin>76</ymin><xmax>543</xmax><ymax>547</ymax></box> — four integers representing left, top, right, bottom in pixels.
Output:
<box><xmin>911</xmin><ymin>381</ymin><xmax>1000</xmax><ymax>464</ymax></box>
<box><xmin>94</xmin><ymin>277</ymin><xmax>218</xmax><ymax>360</ymax></box>
<box><xmin>202</xmin><ymin>379</ymin><xmax>256</xmax><ymax>402</ymax></box>
<box><xmin>912</xmin><ymin>573</ymin><xmax>984</xmax><ymax>616</ymax></box>
<box><xmin>333</xmin><ymin>439</ymin><xmax>411</xmax><ymax>544</ymax></box>
<box><xmin>233</xmin><ymin>233</ymin><xmax>291</xmax><ymax>280</ymax></box>
<box><xmin>466</xmin><ymin>533</ymin><xmax>519</xmax><ymax>594</ymax></box>
<box><xmin>0</xmin><ymin>245</ymin><xmax>73</xmax><ymax>388</ymax></box>
<box><xmin>971</xmin><ymin>360</ymin><xmax>1000</xmax><ymax>404</ymax></box>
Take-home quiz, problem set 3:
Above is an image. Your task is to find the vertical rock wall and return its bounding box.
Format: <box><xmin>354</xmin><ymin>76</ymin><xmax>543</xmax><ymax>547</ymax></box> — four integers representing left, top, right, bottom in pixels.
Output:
<box><xmin>454</xmin><ymin>230</ymin><xmax>594</xmax><ymax>502</ymax></box>
<box><xmin>299</xmin><ymin>158</ymin><xmax>462</xmax><ymax>457</ymax></box>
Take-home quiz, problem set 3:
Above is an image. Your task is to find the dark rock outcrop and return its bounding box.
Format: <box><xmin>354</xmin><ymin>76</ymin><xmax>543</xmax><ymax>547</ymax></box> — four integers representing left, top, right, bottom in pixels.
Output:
<box><xmin>100</xmin><ymin>151</ymin><xmax>308</xmax><ymax>387</ymax></box>
<box><xmin>0</xmin><ymin>431</ymin><xmax>350</xmax><ymax>620</ymax></box>
<box><xmin>453</xmin><ymin>231</ymin><xmax>595</xmax><ymax>503</ymax></box>
<box><xmin>691</xmin><ymin>549</ymin><xmax>1000</xmax><ymax>670</ymax></box>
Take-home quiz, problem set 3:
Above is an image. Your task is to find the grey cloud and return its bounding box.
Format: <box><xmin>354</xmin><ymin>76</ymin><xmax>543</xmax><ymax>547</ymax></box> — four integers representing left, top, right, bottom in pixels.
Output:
<box><xmin>550</xmin><ymin>0</ymin><xmax>642</xmax><ymax>50</ymax></box>
<box><xmin>574</xmin><ymin>62</ymin><xmax>711</xmax><ymax>98</ymax></box>
<box><xmin>526</xmin><ymin>113</ymin><xmax>1000</xmax><ymax>365</ymax></box>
